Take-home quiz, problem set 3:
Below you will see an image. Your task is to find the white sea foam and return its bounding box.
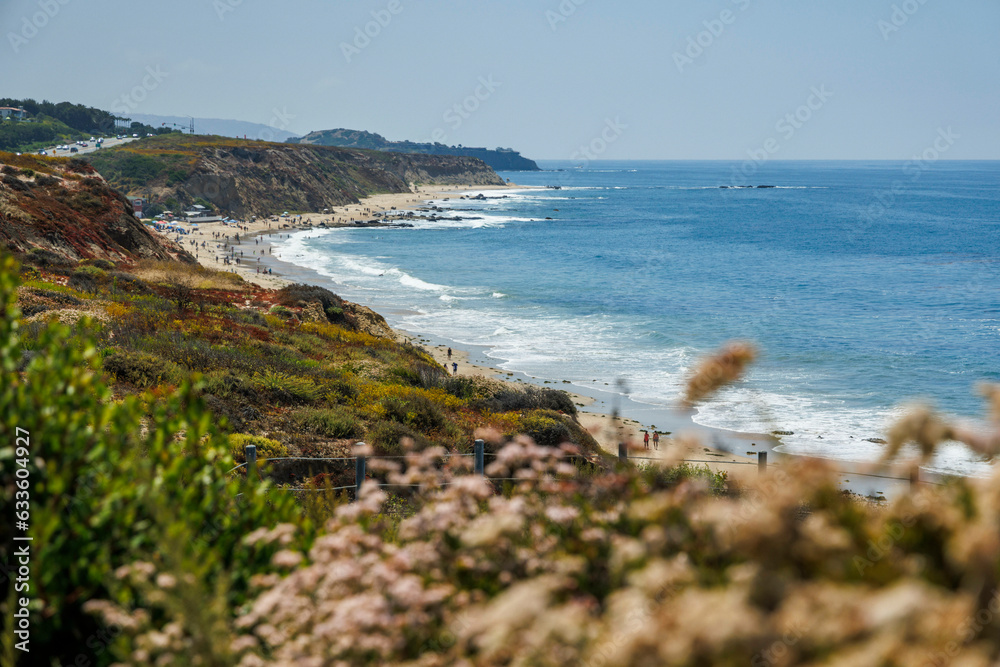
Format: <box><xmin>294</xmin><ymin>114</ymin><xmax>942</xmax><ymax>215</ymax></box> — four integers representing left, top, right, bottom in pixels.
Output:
<box><xmin>693</xmin><ymin>388</ymin><xmax>993</xmax><ymax>477</ymax></box>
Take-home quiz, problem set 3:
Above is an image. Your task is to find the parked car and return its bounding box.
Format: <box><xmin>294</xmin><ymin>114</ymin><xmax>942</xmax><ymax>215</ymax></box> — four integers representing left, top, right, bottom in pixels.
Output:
<box><xmin>70</xmin><ymin>147</ymin><xmax>78</xmax><ymax>153</ymax></box>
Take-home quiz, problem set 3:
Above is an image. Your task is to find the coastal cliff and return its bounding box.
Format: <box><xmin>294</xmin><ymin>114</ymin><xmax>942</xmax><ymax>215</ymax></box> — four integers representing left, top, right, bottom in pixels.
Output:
<box><xmin>86</xmin><ymin>134</ymin><xmax>506</xmax><ymax>219</ymax></box>
<box><xmin>290</xmin><ymin>128</ymin><xmax>541</xmax><ymax>172</ymax></box>
<box><xmin>0</xmin><ymin>152</ymin><xmax>191</xmax><ymax>263</ymax></box>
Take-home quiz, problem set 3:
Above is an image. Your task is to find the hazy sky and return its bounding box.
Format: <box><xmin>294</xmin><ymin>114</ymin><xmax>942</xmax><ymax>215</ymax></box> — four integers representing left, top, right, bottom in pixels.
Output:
<box><xmin>4</xmin><ymin>0</ymin><xmax>998</xmax><ymax>160</ymax></box>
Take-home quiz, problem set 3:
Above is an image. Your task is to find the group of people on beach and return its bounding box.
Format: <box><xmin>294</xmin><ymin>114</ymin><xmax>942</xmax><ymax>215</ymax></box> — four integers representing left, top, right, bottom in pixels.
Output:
<box><xmin>643</xmin><ymin>431</ymin><xmax>662</xmax><ymax>450</ymax></box>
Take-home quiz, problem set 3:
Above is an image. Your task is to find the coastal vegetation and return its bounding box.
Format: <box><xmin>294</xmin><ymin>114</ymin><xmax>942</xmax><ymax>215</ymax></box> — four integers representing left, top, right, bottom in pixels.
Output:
<box><xmin>3</xmin><ymin>245</ymin><xmax>1000</xmax><ymax>665</ymax></box>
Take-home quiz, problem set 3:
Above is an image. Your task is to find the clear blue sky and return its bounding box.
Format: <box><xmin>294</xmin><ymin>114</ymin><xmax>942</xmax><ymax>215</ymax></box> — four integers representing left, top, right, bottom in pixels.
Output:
<box><xmin>3</xmin><ymin>0</ymin><xmax>998</xmax><ymax>159</ymax></box>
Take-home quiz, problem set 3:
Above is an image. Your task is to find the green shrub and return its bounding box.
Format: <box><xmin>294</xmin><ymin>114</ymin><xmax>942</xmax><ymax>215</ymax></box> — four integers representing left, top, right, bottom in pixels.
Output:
<box><xmin>321</xmin><ymin>373</ymin><xmax>358</xmax><ymax>404</ymax></box>
<box><xmin>107</xmin><ymin>272</ymin><xmax>152</xmax><ymax>295</ymax></box>
<box><xmin>0</xmin><ymin>253</ymin><xmax>310</xmax><ymax>666</ymax></box>
<box><xmin>71</xmin><ymin>191</ymin><xmax>104</xmax><ymax>212</ymax></box>
<box><xmin>475</xmin><ymin>385</ymin><xmax>578</xmax><ymax>417</ymax></box>
<box><xmin>276</xmin><ymin>283</ymin><xmax>344</xmax><ymax>312</ymax></box>
<box><xmin>251</xmin><ymin>370</ymin><xmax>320</xmax><ymax>403</ymax></box>
<box><xmin>25</xmin><ymin>247</ymin><xmax>73</xmax><ymax>268</ymax></box>
<box><xmin>651</xmin><ymin>462</ymin><xmax>728</xmax><ymax>494</ymax></box>
<box><xmin>229</xmin><ymin>434</ymin><xmax>288</xmax><ymax>463</ymax></box>
<box><xmin>201</xmin><ymin>371</ymin><xmax>250</xmax><ymax>398</ymax></box>
<box><xmin>516</xmin><ymin>409</ymin><xmax>573</xmax><ymax>448</ymax></box>
<box><xmin>269</xmin><ymin>305</ymin><xmax>292</xmax><ymax>319</ymax></box>
<box><xmin>367</xmin><ymin>420</ymin><xmax>428</xmax><ymax>454</ymax></box>
<box><xmin>290</xmin><ymin>406</ymin><xmax>361</xmax><ymax>439</ymax></box>
<box><xmin>74</xmin><ymin>264</ymin><xmax>107</xmax><ymax>279</ymax></box>
<box><xmin>68</xmin><ymin>265</ymin><xmax>109</xmax><ymax>293</ymax></box>
<box><xmin>80</xmin><ymin>258</ymin><xmax>116</xmax><ymax>271</ymax></box>
<box><xmin>102</xmin><ymin>350</ymin><xmax>181</xmax><ymax>388</ymax></box>
<box><xmin>381</xmin><ymin>393</ymin><xmax>446</xmax><ymax>432</ymax></box>
<box><xmin>389</xmin><ymin>365</ymin><xmax>422</xmax><ymax>386</ymax></box>
<box><xmin>440</xmin><ymin>376</ymin><xmax>481</xmax><ymax>400</ymax></box>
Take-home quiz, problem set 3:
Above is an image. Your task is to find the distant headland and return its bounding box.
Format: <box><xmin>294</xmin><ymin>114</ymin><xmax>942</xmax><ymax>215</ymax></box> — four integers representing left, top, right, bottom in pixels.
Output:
<box><xmin>288</xmin><ymin>128</ymin><xmax>541</xmax><ymax>172</ymax></box>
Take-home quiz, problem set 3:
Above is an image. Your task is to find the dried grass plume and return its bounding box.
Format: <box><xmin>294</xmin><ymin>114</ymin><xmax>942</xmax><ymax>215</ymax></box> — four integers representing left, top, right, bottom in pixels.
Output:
<box><xmin>683</xmin><ymin>341</ymin><xmax>757</xmax><ymax>406</ymax></box>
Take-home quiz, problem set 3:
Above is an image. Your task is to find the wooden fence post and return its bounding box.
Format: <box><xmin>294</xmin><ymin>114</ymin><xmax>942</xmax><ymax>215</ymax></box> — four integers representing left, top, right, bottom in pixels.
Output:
<box><xmin>618</xmin><ymin>442</ymin><xmax>627</xmax><ymax>462</ymax></box>
<box><xmin>245</xmin><ymin>444</ymin><xmax>257</xmax><ymax>481</ymax></box>
<box><xmin>475</xmin><ymin>439</ymin><xmax>485</xmax><ymax>477</ymax></box>
<box><xmin>758</xmin><ymin>451</ymin><xmax>768</xmax><ymax>476</ymax></box>
<box><xmin>355</xmin><ymin>442</ymin><xmax>367</xmax><ymax>500</ymax></box>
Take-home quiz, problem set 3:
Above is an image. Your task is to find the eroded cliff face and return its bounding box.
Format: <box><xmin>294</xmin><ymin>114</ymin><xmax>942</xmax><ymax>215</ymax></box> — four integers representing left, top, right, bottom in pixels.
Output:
<box><xmin>0</xmin><ymin>154</ymin><xmax>191</xmax><ymax>264</ymax></box>
<box><xmin>88</xmin><ymin>137</ymin><xmax>506</xmax><ymax>219</ymax></box>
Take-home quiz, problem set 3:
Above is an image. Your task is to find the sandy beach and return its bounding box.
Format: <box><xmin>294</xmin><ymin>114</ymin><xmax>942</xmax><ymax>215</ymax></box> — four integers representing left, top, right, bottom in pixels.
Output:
<box><xmin>152</xmin><ymin>183</ymin><xmax>912</xmax><ymax>494</ymax></box>
<box><xmin>156</xmin><ymin>184</ymin><xmax>498</xmax><ymax>290</ymax></box>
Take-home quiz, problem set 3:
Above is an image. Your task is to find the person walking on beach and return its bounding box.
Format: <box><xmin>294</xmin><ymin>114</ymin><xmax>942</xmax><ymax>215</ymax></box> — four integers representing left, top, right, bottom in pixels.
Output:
<box><xmin>652</xmin><ymin>431</ymin><xmax>660</xmax><ymax>450</ymax></box>
<box><xmin>452</xmin><ymin>362</ymin><xmax>458</xmax><ymax>375</ymax></box>
<box><xmin>447</xmin><ymin>347</ymin><xmax>452</xmax><ymax>360</ymax></box>
<box><xmin>643</xmin><ymin>431</ymin><xmax>650</xmax><ymax>449</ymax></box>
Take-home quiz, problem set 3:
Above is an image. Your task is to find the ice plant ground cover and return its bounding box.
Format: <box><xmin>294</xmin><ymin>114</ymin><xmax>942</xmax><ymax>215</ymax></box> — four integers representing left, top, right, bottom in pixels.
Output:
<box><xmin>2</xmin><ymin>251</ymin><xmax>1000</xmax><ymax>665</ymax></box>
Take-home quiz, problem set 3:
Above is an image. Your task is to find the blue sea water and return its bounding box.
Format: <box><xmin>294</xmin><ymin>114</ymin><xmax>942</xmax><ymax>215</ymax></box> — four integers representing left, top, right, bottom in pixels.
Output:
<box><xmin>274</xmin><ymin>161</ymin><xmax>1000</xmax><ymax>476</ymax></box>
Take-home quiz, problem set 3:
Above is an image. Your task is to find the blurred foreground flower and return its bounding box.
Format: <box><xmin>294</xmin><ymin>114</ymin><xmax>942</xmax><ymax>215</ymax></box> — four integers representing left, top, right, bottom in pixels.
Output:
<box><xmin>683</xmin><ymin>341</ymin><xmax>757</xmax><ymax>406</ymax></box>
<box><xmin>884</xmin><ymin>393</ymin><xmax>1000</xmax><ymax>466</ymax></box>
<box><xmin>884</xmin><ymin>405</ymin><xmax>955</xmax><ymax>465</ymax></box>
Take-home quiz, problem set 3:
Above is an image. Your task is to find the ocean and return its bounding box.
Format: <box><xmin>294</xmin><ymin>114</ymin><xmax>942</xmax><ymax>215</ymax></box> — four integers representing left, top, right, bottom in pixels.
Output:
<box><xmin>272</xmin><ymin>161</ymin><xmax>1000</xmax><ymax>477</ymax></box>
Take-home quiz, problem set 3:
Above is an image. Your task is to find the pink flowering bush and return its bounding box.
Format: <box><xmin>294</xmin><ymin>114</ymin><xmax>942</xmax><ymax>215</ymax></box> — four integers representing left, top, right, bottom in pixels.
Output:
<box><xmin>91</xmin><ymin>422</ymin><xmax>1000</xmax><ymax>666</ymax></box>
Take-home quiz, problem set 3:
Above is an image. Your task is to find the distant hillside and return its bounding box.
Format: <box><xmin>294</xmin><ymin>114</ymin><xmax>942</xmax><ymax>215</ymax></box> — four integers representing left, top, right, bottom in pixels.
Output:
<box><xmin>0</xmin><ymin>152</ymin><xmax>190</xmax><ymax>263</ymax></box>
<box><xmin>0</xmin><ymin>98</ymin><xmax>176</xmax><ymax>152</ymax></box>
<box><xmin>85</xmin><ymin>133</ymin><xmax>505</xmax><ymax>218</ymax></box>
<box><xmin>128</xmin><ymin>114</ymin><xmax>300</xmax><ymax>142</ymax></box>
<box><xmin>0</xmin><ymin>115</ymin><xmax>87</xmax><ymax>153</ymax></box>
<box><xmin>290</xmin><ymin>128</ymin><xmax>540</xmax><ymax>171</ymax></box>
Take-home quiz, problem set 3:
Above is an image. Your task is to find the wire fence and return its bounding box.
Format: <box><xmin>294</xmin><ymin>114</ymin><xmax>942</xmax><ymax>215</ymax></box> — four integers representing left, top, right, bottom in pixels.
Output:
<box><xmin>230</xmin><ymin>439</ymin><xmax>941</xmax><ymax>501</ymax></box>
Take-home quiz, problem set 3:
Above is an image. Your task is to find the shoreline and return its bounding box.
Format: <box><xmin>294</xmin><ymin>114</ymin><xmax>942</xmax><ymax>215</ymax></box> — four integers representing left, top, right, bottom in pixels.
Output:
<box><xmin>155</xmin><ymin>184</ymin><xmax>925</xmax><ymax>499</ymax></box>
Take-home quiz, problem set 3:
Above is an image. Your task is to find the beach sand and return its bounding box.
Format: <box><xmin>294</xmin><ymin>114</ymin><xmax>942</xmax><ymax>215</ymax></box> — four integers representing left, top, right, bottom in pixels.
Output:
<box><xmin>155</xmin><ymin>183</ymin><xmax>907</xmax><ymax>493</ymax></box>
<box><xmin>158</xmin><ymin>184</ymin><xmax>498</xmax><ymax>290</ymax></box>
